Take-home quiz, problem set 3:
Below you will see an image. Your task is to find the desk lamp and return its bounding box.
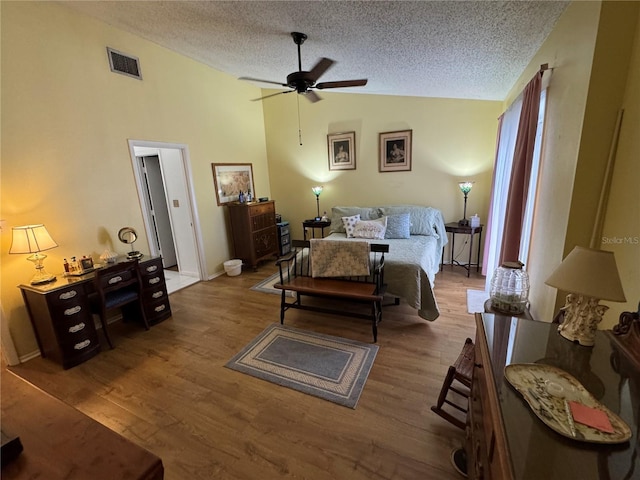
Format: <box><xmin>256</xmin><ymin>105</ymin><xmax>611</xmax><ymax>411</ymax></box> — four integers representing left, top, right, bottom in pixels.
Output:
<box><xmin>458</xmin><ymin>182</ymin><xmax>473</xmax><ymax>226</ymax></box>
<box><xmin>10</xmin><ymin>224</ymin><xmax>58</xmax><ymax>284</ymax></box>
<box><xmin>311</xmin><ymin>186</ymin><xmax>323</xmax><ymax>219</ymax></box>
<box><xmin>545</xmin><ymin>246</ymin><xmax>626</xmax><ymax>346</ymax></box>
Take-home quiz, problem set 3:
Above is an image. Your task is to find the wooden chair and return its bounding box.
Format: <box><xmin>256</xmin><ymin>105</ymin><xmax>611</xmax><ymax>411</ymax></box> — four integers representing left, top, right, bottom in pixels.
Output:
<box><xmin>91</xmin><ymin>259</ymin><xmax>149</xmax><ymax>349</ymax></box>
<box><xmin>431</xmin><ymin>337</ymin><xmax>475</xmax><ymax>429</ymax></box>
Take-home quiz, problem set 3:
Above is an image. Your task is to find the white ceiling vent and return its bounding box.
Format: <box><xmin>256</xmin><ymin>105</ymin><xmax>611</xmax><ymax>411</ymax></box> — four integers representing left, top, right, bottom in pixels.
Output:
<box><xmin>107</xmin><ymin>47</ymin><xmax>142</xmax><ymax>80</ymax></box>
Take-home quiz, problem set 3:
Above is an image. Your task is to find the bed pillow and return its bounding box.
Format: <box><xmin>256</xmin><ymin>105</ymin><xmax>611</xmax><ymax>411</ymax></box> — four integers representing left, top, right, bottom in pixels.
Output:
<box><xmin>378</xmin><ymin>205</ymin><xmax>436</xmax><ymax>235</ymax></box>
<box><xmin>384</xmin><ymin>213</ymin><xmax>411</xmax><ymax>239</ymax></box>
<box><xmin>353</xmin><ymin>217</ymin><xmax>387</xmax><ymax>240</ymax></box>
<box><xmin>330</xmin><ymin>206</ymin><xmax>380</xmax><ymax>234</ymax></box>
<box><xmin>342</xmin><ymin>214</ymin><xmax>361</xmax><ymax>238</ymax></box>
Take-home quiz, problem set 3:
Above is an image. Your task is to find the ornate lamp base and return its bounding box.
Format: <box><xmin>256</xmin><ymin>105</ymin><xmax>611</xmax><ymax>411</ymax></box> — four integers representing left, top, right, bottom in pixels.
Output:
<box><xmin>27</xmin><ymin>253</ymin><xmax>56</xmax><ymax>285</ymax></box>
<box><xmin>557</xmin><ymin>293</ymin><xmax>608</xmax><ymax>347</ymax></box>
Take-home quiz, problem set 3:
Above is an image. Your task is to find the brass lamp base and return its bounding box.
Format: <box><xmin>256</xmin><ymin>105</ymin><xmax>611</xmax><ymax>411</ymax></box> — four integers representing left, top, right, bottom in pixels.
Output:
<box><xmin>557</xmin><ymin>293</ymin><xmax>608</xmax><ymax>347</ymax></box>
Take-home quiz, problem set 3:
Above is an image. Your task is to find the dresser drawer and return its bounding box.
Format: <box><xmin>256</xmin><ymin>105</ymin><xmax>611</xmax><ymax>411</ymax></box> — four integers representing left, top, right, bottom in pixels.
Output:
<box><xmin>253</xmin><ymin>227</ymin><xmax>277</xmax><ymax>257</ymax></box>
<box><xmin>142</xmin><ymin>284</ymin><xmax>168</xmax><ymax>304</ymax></box>
<box><xmin>249</xmin><ymin>202</ymin><xmax>275</xmax><ymax>217</ymax></box>
<box><xmin>139</xmin><ymin>257</ymin><xmax>164</xmax><ymax>277</ymax></box>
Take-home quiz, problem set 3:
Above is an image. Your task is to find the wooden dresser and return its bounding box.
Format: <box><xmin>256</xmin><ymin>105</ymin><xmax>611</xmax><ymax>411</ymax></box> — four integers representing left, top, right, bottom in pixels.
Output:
<box><xmin>227</xmin><ymin>200</ymin><xmax>278</xmax><ymax>269</ymax></box>
<box><xmin>468</xmin><ymin>313</ymin><xmax>639</xmax><ymax>479</ymax></box>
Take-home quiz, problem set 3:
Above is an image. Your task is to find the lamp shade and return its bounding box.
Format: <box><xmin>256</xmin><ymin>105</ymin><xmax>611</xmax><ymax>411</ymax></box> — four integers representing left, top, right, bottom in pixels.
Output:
<box><xmin>458</xmin><ymin>182</ymin><xmax>473</xmax><ymax>194</ymax></box>
<box><xmin>9</xmin><ymin>224</ymin><xmax>58</xmax><ymax>254</ymax></box>
<box><xmin>311</xmin><ymin>186</ymin><xmax>323</xmax><ymax>197</ymax></box>
<box><xmin>545</xmin><ymin>246</ymin><xmax>626</xmax><ymax>302</ymax></box>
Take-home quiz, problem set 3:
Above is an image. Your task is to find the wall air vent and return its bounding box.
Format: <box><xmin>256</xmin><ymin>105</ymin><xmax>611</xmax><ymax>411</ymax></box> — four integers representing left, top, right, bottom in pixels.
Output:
<box><xmin>107</xmin><ymin>47</ymin><xmax>142</xmax><ymax>80</ymax></box>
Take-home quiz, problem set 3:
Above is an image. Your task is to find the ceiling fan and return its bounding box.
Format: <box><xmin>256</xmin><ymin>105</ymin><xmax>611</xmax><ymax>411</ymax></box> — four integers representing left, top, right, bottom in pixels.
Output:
<box><xmin>239</xmin><ymin>32</ymin><xmax>368</xmax><ymax>103</ymax></box>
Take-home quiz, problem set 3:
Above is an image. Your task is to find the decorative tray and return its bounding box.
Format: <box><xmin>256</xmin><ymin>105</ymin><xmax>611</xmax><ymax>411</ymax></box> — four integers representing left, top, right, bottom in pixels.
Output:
<box><xmin>504</xmin><ymin>363</ymin><xmax>631</xmax><ymax>444</ymax></box>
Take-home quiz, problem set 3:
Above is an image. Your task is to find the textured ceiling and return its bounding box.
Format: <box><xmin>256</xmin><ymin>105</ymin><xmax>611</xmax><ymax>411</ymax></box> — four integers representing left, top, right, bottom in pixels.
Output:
<box><xmin>60</xmin><ymin>1</ymin><xmax>569</xmax><ymax>101</ymax></box>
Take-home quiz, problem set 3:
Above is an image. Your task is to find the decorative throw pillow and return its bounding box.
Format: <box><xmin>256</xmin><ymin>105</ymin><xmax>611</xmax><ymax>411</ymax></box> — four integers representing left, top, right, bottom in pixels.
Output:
<box><xmin>353</xmin><ymin>217</ymin><xmax>387</xmax><ymax>240</ymax></box>
<box><xmin>330</xmin><ymin>206</ymin><xmax>380</xmax><ymax>234</ymax></box>
<box><xmin>342</xmin><ymin>214</ymin><xmax>361</xmax><ymax>238</ymax></box>
<box><xmin>384</xmin><ymin>213</ymin><xmax>411</xmax><ymax>239</ymax></box>
<box><xmin>378</xmin><ymin>205</ymin><xmax>436</xmax><ymax>235</ymax></box>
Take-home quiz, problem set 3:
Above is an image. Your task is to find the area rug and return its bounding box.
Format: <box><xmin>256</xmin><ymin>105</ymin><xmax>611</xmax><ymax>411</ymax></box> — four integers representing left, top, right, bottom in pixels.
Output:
<box><xmin>467</xmin><ymin>289</ymin><xmax>489</xmax><ymax>314</ymax></box>
<box><xmin>225</xmin><ymin>324</ymin><xmax>378</xmax><ymax>408</ymax></box>
<box><xmin>250</xmin><ymin>272</ymin><xmax>293</xmax><ymax>297</ymax></box>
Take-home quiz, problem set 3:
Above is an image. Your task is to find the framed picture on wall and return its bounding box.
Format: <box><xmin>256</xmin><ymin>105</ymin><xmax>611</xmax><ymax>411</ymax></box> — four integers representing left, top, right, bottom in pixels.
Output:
<box><xmin>211</xmin><ymin>163</ymin><xmax>255</xmax><ymax>205</ymax></box>
<box><xmin>327</xmin><ymin>131</ymin><xmax>356</xmax><ymax>170</ymax></box>
<box><xmin>379</xmin><ymin>130</ymin><xmax>412</xmax><ymax>172</ymax></box>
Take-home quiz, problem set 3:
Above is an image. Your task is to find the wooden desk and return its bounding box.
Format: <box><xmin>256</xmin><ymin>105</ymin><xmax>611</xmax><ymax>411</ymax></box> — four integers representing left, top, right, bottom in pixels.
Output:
<box><xmin>469</xmin><ymin>313</ymin><xmax>639</xmax><ymax>479</ymax></box>
<box><xmin>1</xmin><ymin>369</ymin><xmax>164</xmax><ymax>479</ymax></box>
<box><xmin>441</xmin><ymin>222</ymin><xmax>483</xmax><ymax>277</ymax></box>
<box><xmin>19</xmin><ymin>256</ymin><xmax>171</xmax><ymax>369</ymax></box>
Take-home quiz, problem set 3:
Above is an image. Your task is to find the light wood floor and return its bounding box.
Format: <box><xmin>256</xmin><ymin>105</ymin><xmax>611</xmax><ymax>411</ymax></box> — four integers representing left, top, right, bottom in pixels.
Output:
<box><xmin>9</xmin><ymin>263</ymin><xmax>485</xmax><ymax>480</ymax></box>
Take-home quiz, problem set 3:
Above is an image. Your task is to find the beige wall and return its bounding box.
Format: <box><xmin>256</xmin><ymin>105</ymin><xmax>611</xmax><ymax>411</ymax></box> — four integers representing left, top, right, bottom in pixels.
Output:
<box><xmin>600</xmin><ymin>5</ymin><xmax>640</xmax><ymax>327</ymax></box>
<box><xmin>263</xmin><ymin>92</ymin><xmax>501</xmax><ymax>247</ymax></box>
<box><xmin>1</xmin><ymin>2</ymin><xmax>270</xmax><ymax>358</ymax></box>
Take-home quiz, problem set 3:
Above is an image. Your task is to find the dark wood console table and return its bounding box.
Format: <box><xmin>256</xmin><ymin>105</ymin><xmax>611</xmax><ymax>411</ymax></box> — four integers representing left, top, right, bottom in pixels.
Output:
<box><xmin>469</xmin><ymin>313</ymin><xmax>639</xmax><ymax>479</ymax></box>
<box><xmin>19</xmin><ymin>256</ymin><xmax>171</xmax><ymax>369</ymax></box>
<box><xmin>1</xmin><ymin>369</ymin><xmax>164</xmax><ymax>479</ymax></box>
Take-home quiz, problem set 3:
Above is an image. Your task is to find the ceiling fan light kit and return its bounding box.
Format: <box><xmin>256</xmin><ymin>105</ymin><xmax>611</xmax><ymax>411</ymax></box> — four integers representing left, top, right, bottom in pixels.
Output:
<box><xmin>240</xmin><ymin>32</ymin><xmax>368</xmax><ymax>103</ymax></box>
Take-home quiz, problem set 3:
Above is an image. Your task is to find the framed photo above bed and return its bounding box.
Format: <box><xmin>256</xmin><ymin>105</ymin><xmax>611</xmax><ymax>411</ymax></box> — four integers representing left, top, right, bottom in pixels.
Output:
<box><xmin>327</xmin><ymin>131</ymin><xmax>356</xmax><ymax>171</ymax></box>
<box><xmin>211</xmin><ymin>163</ymin><xmax>255</xmax><ymax>205</ymax></box>
<box><xmin>379</xmin><ymin>129</ymin><xmax>412</xmax><ymax>172</ymax></box>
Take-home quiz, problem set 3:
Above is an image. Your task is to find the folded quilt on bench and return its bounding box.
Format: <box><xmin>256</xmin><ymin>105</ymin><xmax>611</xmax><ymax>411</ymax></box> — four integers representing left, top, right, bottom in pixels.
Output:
<box><xmin>310</xmin><ymin>239</ymin><xmax>370</xmax><ymax>278</ymax></box>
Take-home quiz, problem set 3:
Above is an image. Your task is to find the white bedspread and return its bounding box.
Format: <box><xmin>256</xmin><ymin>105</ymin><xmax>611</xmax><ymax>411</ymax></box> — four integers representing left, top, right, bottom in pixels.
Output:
<box><xmin>325</xmin><ymin>232</ymin><xmax>442</xmax><ymax>321</ymax></box>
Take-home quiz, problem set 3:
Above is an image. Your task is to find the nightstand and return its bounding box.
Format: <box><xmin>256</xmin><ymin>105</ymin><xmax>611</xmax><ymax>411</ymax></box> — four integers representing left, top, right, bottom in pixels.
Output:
<box><xmin>441</xmin><ymin>222</ymin><xmax>483</xmax><ymax>277</ymax></box>
<box><xmin>303</xmin><ymin>219</ymin><xmax>331</xmax><ymax>240</ymax></box>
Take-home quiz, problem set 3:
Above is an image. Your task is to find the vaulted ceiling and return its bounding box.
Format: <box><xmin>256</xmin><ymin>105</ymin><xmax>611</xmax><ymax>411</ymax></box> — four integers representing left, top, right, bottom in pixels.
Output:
<box><xmin>61</xmin><ymin>1</ymin><xmax>569</xmax><ymax>101</ymax></box>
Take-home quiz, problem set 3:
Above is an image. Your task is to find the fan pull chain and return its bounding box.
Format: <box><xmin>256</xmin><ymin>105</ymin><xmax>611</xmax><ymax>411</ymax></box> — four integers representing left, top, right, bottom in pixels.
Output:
<box><xmin>297</xmin><ymin>95</ymin><xmax>303</xmax><ymax>145</ymax></box>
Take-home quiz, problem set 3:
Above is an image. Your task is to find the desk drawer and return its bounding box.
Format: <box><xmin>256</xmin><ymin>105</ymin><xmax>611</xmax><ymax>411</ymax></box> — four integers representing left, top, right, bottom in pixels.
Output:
<box><xmin>139</xmin><ymin>257</ymin><xmax>163</xmax><ymax>277</ymax></box>
<box><xmin>142</xmin><ymin>284</ymin><xmax>168</xmax><ymax>304</ymax></box>
<box><xmin>144</xmin><ymin>297</ymin><xmax>172</xmax><ymax>325</ymax></box>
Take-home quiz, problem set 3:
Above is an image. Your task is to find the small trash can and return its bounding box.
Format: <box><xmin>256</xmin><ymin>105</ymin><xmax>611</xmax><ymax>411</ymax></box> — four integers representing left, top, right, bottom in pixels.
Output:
<box><xmin>223</xmin><ymin>259</ymin><xmax>242</xmax><ymax>276</ymax></box>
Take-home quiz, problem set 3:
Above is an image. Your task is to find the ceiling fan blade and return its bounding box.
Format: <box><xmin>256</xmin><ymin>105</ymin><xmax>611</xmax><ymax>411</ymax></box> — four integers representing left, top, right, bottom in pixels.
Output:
<box><xmin>303</xmin><ymin>90</ymin><xmax>322</xmax><ymax>103</ymax></box>
<box><xmin>239</xmin><ymin>76</ymin><xmax>288</xmax><ymax>87</ymax></box>
<box><xmin>251</xmin><ymin>90</ymin><xmax>294</xmax><ymax>102</ymax></box>
<box><xmin>315</xmin><ymin>79</ymin><xmax>368</xmax><ymax>89</ymax></box>
<box><xmin>308</xmin><ymin>58</ymin><xmax>335</xmax><ymax>82</ymax></box>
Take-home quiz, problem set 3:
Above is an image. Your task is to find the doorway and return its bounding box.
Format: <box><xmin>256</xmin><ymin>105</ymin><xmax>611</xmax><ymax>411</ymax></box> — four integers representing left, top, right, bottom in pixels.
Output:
<box><xmin>128</xmin><ymin>140</ymin><xmax>205</xmax><ymax>293</ymax></box>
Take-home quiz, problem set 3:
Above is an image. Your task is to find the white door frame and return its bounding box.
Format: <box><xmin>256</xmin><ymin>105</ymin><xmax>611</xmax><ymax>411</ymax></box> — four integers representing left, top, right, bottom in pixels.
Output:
<box><xmin>127</xmin><ymin>139</ymin><xmax>207</xmax><ymax>281</ymax></box>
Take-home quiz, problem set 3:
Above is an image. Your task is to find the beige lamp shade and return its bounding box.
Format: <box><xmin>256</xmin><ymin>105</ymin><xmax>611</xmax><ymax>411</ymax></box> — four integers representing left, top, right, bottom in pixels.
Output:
<box><xmin>545</xmin><ymin>246</ymin><xmax>626</xmax><ymax>302</ymax></box>
<box><xmin>9</xmin><ymin>224</ymin><xmax>58</xmax><ymax>254</ymax></box>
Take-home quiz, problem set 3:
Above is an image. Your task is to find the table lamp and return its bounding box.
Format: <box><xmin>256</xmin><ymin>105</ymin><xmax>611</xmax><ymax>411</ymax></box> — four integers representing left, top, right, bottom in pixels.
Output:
<box><xmin>458</xmin><ymin>182</ymin><xmax>473</xmax><ymax>226</ymax></box>
<box><xmin>311</xmin><ymin>186</ymin><xmax>323</xmax><ymax>219</ymax></box>
<box><xmin>9</xmin><ymin>224</ymin><xmax>58</xmax><ymax>284</ymax></box>
<box><xmin>545</xmin><ymin>246</ymin><xmax>626</xmax><ymax>346</ymax></box>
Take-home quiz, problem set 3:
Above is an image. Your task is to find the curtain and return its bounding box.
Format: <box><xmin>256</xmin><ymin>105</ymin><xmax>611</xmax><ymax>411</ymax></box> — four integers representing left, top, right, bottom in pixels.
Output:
<box><xmin>483</xmin><ymin>96</ymin><xmax>523</xmax><ymax>287</ymax></box>
<box><xmin>499</xmin><ymin>73</ymin><xmax>543</xmax><ymax>264</ymax></box>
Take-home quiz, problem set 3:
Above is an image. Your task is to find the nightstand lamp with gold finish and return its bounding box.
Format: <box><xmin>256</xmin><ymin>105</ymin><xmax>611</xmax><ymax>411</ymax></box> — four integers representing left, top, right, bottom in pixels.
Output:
<box><xmin>9</xmin><ymin>224</ymin><xmax>58</xmax><ymax>285</ymax></box>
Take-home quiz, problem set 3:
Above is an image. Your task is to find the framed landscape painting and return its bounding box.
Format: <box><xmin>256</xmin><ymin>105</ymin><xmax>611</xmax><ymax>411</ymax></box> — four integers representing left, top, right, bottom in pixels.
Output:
<box><xmin>379</xmin><ymin>130</ymin><xmax>412</xmax><ymax>172</ymax></box>
<box><xmin>327</xmin><ymin>131</ymin><xmax>356</xmax><ymax>171</ymax></box>
<box><xmin>212</xmin><ymin>163</ymin><xmax>255</xmax><ymax>205</ymax></box>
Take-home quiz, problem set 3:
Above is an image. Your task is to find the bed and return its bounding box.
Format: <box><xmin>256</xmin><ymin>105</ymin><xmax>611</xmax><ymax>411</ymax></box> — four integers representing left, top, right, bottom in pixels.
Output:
<box><xmin>323</xmin><ymin>205</ymin><xmax>448</xmax><ymax>321</ymax></box>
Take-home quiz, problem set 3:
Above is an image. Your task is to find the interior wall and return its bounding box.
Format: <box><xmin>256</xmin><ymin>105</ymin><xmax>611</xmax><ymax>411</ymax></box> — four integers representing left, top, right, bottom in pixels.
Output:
<box><xmin>262</xmin><ymin>92</ymin><xmax>501</xmax><ymax>252</ymax></box>
<box><xmin>600</xmin><ymin>6</ymin><xmax>640</xmax><ymax>327</ymax></box>
<box><xmin>0</xmin><ymin>2</ymin><xmax>270</xmax><ymax>359</ymax></box>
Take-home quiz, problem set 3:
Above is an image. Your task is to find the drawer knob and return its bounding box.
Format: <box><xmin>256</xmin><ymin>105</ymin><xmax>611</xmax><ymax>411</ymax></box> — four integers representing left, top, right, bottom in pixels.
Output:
<box><xmin>149</xmin><ymin>276</ymin><xmax>161</xmax><ymax>285</ymax></box>
<box><xmin>154</xmin><ymin>304</ymin><xmax>166</xmax><ymax>313</ymax></box>
<box><xmin>59</xmin><ymin>290</ymin><xmax>78</xmax><ymax>300</ymax></box>
<box><xmin>68</xmin><ymin>322</ymin><xmax>85</xmax><ymax>333</ymax></box>
<box><xmin>74</xmin><ymin>339</ymin><xmax>91</xmax><ymax>350</ymax></box>
<box><xmin>108</xmin><ymin>275</ymin><xmax>123</xmax><ymax>285</ymax></box>
<box><xmin>152</xmin><ymin>291</ymin><xmax>164</xmax><ymax>299</ymax></box>
<box><xmin>64</xmin><ymin>305</ymin><xmax>82</xmax><ymax>316</ymax></box>
<box><xmin>146</xmin><ymin>265</ymin><xmax>158</xmax><ymax>273</ymax></box>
